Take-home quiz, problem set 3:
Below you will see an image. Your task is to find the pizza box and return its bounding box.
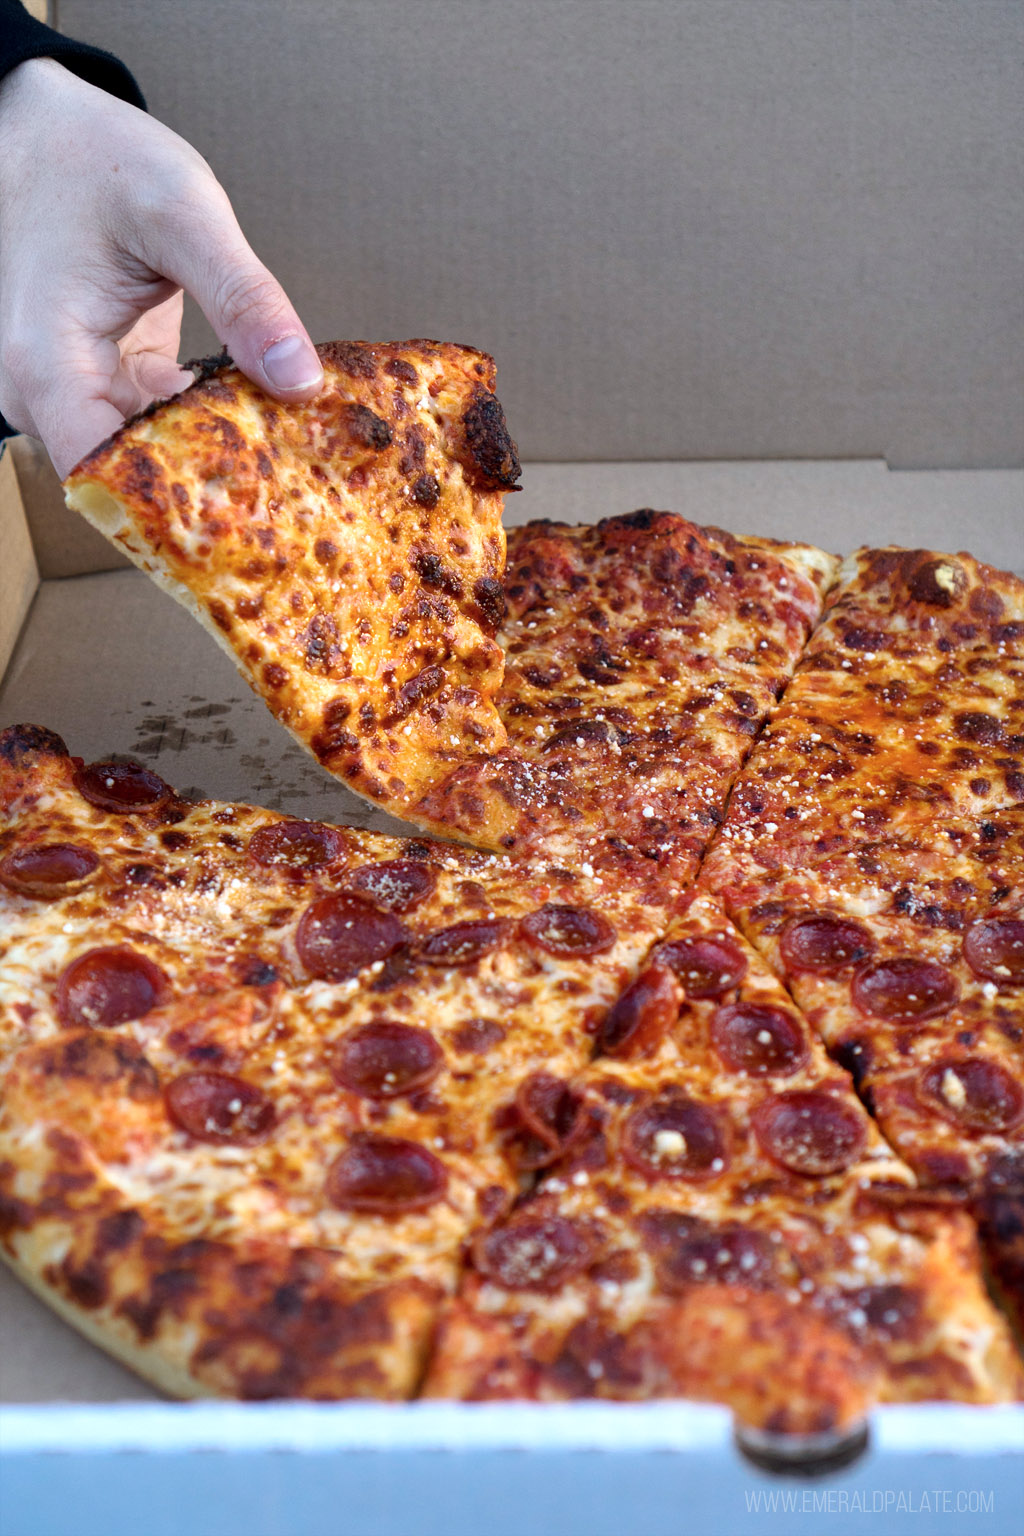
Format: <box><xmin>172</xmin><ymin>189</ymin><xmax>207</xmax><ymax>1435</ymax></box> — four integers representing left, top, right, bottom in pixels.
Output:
<box><xmin>2</xmin><ymin>0</ymin><xmax>1024</xmax><ymax>1528</ymax></box>
<box><xmin>1</xmin><ymin>439</ymin><xmax>1023</xmax><ymax>1535</ymax></box>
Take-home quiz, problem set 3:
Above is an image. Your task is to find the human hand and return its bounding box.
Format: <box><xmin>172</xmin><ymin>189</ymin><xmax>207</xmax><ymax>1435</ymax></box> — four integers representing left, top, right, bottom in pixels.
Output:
<box><xmin>0</xmin><ymin>58</ymin><xmax>323</xmax><ymax>479</ymax></box>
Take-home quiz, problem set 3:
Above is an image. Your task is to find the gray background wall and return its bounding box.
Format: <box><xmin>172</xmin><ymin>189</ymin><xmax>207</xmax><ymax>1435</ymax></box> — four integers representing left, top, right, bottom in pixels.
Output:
<box><xmin>60</xmin><ymin>0</ymin><xmax>1024</xmax><ymax>468</ymax></box>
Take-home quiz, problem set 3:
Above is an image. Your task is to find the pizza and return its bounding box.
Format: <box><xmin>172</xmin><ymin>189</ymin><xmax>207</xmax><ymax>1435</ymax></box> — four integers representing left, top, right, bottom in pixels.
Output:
<box><xmin>4</xmin><ymin>476</ymin><xmax>1024</xmax><ymax>1439</ymax></box>
<box><xmin>63</xmin><ymin>341</ymin><xmax>520</xmax><ymax>816</ymax></box>
<box><xmin>700</xmin><ymin>545</ymin><xmax>1024</xmax><ymax>890</ymax></box>
<box><xmin>702</xmin><ymin>547</ymin><xmax>1024</xmax><ymax>1340</ymax></box>
<box><xmin>423</xmin><ymin>892</ymin><xmax>1022</xmax><ymax>1426</ymax></box>
<box><xmin>415</xmin><ymin>511</ymin><xmax>836</xmax><ymax>882</ymax></box>
<box><xmin>0</xmin><ymin>724</ymin><xmax>667</xmax><ymax>1399</ymax></box>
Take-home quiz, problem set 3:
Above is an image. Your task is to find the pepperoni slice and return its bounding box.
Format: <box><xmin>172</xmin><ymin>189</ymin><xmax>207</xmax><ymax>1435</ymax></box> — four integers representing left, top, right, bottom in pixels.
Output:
<box><xmin>418</xmin><ymin>919</ymin><xmax>506</xmax><ymax>966</ymax></box>
<box><xmin>248</xmin><ymin>820</ymin><xmax>345</xmax><ymax>870</ymax></box>
<box><xmin>917</xmin><ymin>1057</ymin><xmax>1024</xmax><ymax>1133</ymax></box>
<box><xmin>621</xmin><ymin>1091</ymin><xmax>728</xmax><ymax>1181</ymax></box>
<box><xmin>348</xmin><ymin>859</ymin><xmax>437</xmax><ymax>912</ymax></box>
<box><xmin>0</xmin><ymin>843</ymin><xmax>98</xmax><ymax>898</ymax></box>
<box><xmin>637</xmin><ymin>1210</ymin><xmax>775</xmax><ymax>1293</ymax></box>
<box><xmin>56</xmin><ymin>947</ymin><xmax>167</xmax><ymax>1028</ymax></box>
<box><xmin>851</xmin><ymin>957</ymin><xmax>959</xmax><ymax>1023</ymax></box>
<box><xmin>710</xmin><ymin>1003</ymin><xmax>809</xmax><ymax>1077</ymax></box>
<box><xmin>780</xmin><ymin>914</ymin><xmax>875</xmax><ymax>974</ymax></box>
<box><xmin>653</xmin><ymin>933</ymin><xmax>747</xmax><ymax>998</ymax></box>
<box><xmin>74</xmin><ymin>760</ymin><xmax>171</xmax><ymax>814</ymax></box>
<box><xmin>506</xmin><ymin>1072</ymin><xmax>584</xmax><ymax>1169</ymax></box>
<box><xmin>600</xmin><ymin>964</ymin><xmax>680</xmax><ymax>1057</ymax></box>
<box><xmin>963</xmin><ymin>918</ymin><xmax>1024</xmax><ymax>986</ymax></box>
<box><xmin>520</xmin><ymin>903</ymin><xmax>616</xmax><ymax>958</ymax></box>
<box><xmin>165</xmin><ymin>1072</ymin><xmax>276</xmax><ymax>1144</ymax></box>
<box><xmin>473</xmin><ymin>1215</ymin><xmax>595</xmax><ymax>1291</ymax></box>
<box><xmin>330</xmin><ymin>1022</ymin><xmax>443</xmax><ymax>1098</ymax></box>
<box><xmin>325</xmin><ymin>1136</ymin><xmax>448</xmax><ymax>1213</ymax></box>
<box><xmin>295</xmin><ymin>893</ymin><xmax>406</xmax><ymax>980</ymax></box>
<box><xmin>844</xmin><ymin>1284</ymin><xmax>922</xmax><ymax>1342</ymax></box>
<box><xmin>753</xmin><ymin>1091</ymin><xmax>866</xmax><ymax>1176</ymax></box>
<box><xmin>451</xmin><ymin>1018</ymin><xmax>505</xmax><ymax>1053</ymax></box>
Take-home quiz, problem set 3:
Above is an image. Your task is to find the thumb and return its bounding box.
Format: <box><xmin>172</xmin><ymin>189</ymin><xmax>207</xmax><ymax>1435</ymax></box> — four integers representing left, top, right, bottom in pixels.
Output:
<box><xmin>147</xmin><ymin>182</ymin><xmax>323</xmax><ymax>401</ymax></box>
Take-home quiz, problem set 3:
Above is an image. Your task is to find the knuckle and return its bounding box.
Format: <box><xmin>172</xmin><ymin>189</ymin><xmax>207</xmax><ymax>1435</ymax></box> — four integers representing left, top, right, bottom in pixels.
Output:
<box><xmin>210</xmin><ymin>265</ymin><xmax>285</xmax><ymax>333</ymax></box>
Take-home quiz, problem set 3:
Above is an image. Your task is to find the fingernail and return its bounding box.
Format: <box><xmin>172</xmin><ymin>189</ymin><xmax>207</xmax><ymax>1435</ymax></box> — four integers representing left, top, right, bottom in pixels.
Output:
<box><xmin>260</xmin><ymin>336</ymin><xmax>322</xmax><ymax>392</ymax></box>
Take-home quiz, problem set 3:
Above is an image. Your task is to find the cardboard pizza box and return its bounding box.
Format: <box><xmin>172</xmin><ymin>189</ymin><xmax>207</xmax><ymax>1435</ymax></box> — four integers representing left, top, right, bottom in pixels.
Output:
<box><xmin>2</xmin><ymin>441</ymin><xmax>1022</xmax><ymax>1535</ymax></box>
<box><xmin>1</xmin><ymin>1</ymin><xmax>1023</xmax><ymax>1531</ymax></box>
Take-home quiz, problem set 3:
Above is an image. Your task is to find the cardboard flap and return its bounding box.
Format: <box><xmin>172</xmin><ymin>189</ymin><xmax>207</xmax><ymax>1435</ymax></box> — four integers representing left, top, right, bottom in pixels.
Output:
<box><xmin>7</xmin><ymin>436</ymin><xmax>130</xmax><ymax>580</ymax></box>
<box><xmin>0</xmin><ymin>447</ymin><xmax>39</xmax><ymax>676</ymax></box>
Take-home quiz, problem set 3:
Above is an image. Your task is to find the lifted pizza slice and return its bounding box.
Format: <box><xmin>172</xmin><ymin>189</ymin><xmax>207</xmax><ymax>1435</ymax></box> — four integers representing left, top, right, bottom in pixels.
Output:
<box><xmin>63</xmin><ymin>341</ymin><xmax>520</xmax><ymax>816</ymax></box>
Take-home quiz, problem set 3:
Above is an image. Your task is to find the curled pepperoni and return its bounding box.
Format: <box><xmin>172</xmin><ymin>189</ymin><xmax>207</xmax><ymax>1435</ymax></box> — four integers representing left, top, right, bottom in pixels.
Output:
<box><xmin>506</xmin><ymin>1073</ymin><xmax>584</xmax><ymax>1169</ymax></box>
<box><xmin>963</xmin><ymin>918</ymin><xmax>1024</xmax><ymax>986</ymax></box>
<box><xmin>248</xmin><ymin>820</ymin><xmax>345</xmax><ymax>870</ymax></box>
<box><xmin>56</xmin><ymin>947</ymin><xmax>167</xmax><ymax>1028</ymax></box>
<box><xmin>753</xmin><ymin>1091</ymin><xmax>866</xmax><ymax>1176</ymax></box>
<box><xmin>330</xmin><ymin>1022</ymin><xmax>443</xmax><ymax>1099</ymax></box>
<box><xmin>348</xmin><ymin>859</ymin><xmax>437</xmax><ymax>912</ymax></box>
<box><xmin>325</xmin><ymin>1136</ymin><xmax>448</xmax><ymax>1213</ymax></box>
<box><xmin>520</xmin><ymin>903</ymin><xmax>616</xmax><ymax>958</ymax></box>
<box><xmin>600</xmin><ymin>964</ymin><xmax>680</xmax><ymax>1057</ymax></box>
<box><xmin>621</xmin><ymin>1091</ymin><xmax>728</xmax><ymax>1181</ymax></box>
<box><xmin>418</xmin><ymin>919</ymin><xmax>506</xmax><ymax>966</ymax></box>
<box><xmin>0</xmin><ymin>843</ymin><xmax>98</xmax><ymax>898</ymax></box>
<box><xmin>637</xmin><ymin>1210</ymin><xmax>775</xmax><ymax>1293</ymax></box>
<box><xmin>917</xmin><ymin>1058</ymin><xmax>1024</xmax><ymax>1133</ymax></box>
<box><xmin>653</xmin><ymin>933</ymin><xmax>747</xmax><ymax>998</ymax></box>
<box><xmin>780</xmin><ymin>914</ymin><xmax>875</xmax><ymax>974</ymax></box>
<box><xmin>74</xmin><ymin>760</ymin><xmax>171</xmax><ymax>814</ymax></box>
<box><xmin>473</xmin><ymin>1215</ymin><xmax>595</xmax><ymax>1291</ymax></box>
<box><xmin>165</xmin><ymin>1072</ymin><xmax>276</xmax><ymax>1144</ymax></box>
<box><xmin>296</xmin><ymin>894</ymin><xmax>405</xmax><ymax>980</ymax></box>
<box><xmin>711</xmin><ymin>1003</ymin><xmax>809</xmax><ymax>1077</ymax></box>
<box><xmin>851</xmin><ymin>957</ymin><xmax>959</xmax><ymax>1023</ymax></box>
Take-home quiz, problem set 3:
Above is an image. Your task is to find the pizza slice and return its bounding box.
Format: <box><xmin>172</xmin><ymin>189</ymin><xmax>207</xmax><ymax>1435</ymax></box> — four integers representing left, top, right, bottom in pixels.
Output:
<box><xmin>424</xmin><ymin>893</ymin><xmax>1022</xmax><ymax>1427</ymax></box>
<box><xmin>700</xmin><ymin>545</ymin><xmax>1024</xmax><ymax>891</ymax></box>
<box><xmin>63</xmin><ymin>341</ymin><xmax>520</xmax><ymax>816</ymax></box>
<box><xmin>0</xmin><ymin>724</ymin><xmax>667</xmax><ymax>1398</ymax></box>
<box><xmin>414</xmin><ymin>511</ymin><xmax>838</xmax><ymax>885</ymax></box>
<box><xmin>722</xmin><ymin>859</ymin><xmax>1024</xmax><ymax>1340</ymax></box>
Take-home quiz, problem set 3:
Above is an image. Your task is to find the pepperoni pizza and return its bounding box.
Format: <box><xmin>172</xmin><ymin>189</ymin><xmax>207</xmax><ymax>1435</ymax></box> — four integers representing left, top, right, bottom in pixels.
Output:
<box><xmin>705</xmin><ymin>547</ymin><xmax>1024</xmax><ymax>1341</ymax></box>
<box><xmin>424</xmin><ymin>893</ymin><xmax>1022</xmax><ymax>1425</ymax></box>
<box><xmin>3</xmin><ymin>506</ymin><xmax>1024</xmax><ymax>1431</ymax></box>
<box><xmin>414</xmin><ymin>511</ymin><xmax>836</xmax><ymax>883</ymax></box>
<box><xmin>0</xmin><ymin>724</ymin><xmax>666</xmax><ymax>1398</ymax></box>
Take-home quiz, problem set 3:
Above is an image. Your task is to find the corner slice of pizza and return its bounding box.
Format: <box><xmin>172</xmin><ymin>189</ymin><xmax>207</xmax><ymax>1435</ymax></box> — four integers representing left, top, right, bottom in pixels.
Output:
<box><xmin>700</xmin><ymin>545</ymin><xmax>1024</xmax><ymax>891</ymax></box>
<box><xmin>414</xmin><ymin>511</ymin><xmax>838</xmax><ymax>886</ymax></box>
<box><xmin>722</xmin><ymin>856</ymin><xmax>1024</xmax><ymax>1342</ymax></box>
<box><xmin>63</xmin><ymin>341</ymin><xmax>520</xmax><ymax>816</ymax></box>
<box><xmin>0</xmin><ymin>724</ymin><xmax>668</xmax><ymax>1399</ymax></box>
<box><xmin>424</xmin><ymin>892</ymin><xmax>1022</xmax><ymax>1425</ymax></box>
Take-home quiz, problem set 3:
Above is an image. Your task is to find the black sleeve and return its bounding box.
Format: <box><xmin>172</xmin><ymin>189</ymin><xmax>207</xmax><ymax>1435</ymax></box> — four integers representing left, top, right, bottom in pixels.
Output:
<box><xmin>0</xmin><ymin>0</ymin><xmax>145</xmax><ymax>109</ymax></box>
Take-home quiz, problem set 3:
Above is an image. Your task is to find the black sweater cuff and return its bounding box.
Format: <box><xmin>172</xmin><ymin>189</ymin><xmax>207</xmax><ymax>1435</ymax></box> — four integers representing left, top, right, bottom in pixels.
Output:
<box><xmin>0</xmin><ymin>1</ymin><xmax>145</xmax><ymax>110</ymax></box>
